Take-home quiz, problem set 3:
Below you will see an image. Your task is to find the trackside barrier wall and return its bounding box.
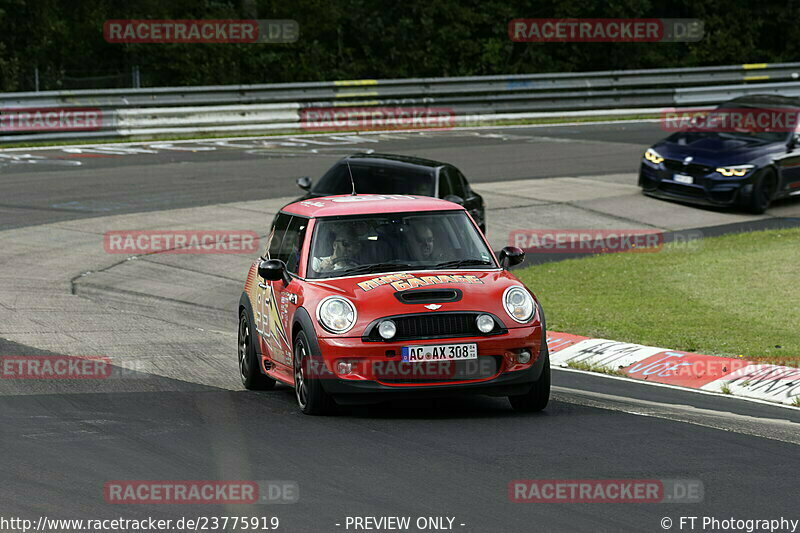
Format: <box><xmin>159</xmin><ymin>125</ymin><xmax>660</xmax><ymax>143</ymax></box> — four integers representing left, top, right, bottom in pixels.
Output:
<box><xmin>2</xmin><ymin>62</ymin><xmax>800</xmax><ymax>143</ymax></box>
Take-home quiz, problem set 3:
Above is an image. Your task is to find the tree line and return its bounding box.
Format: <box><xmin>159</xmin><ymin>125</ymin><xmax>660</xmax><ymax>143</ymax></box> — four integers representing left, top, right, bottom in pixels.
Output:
<box><xmin>0</xmin><ymin>0</ymin><xmax>797</xmax><ymax>91</ymax></box>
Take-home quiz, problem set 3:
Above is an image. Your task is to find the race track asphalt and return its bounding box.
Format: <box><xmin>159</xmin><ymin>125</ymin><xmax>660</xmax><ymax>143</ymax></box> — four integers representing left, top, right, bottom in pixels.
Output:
<box><xmin>1</xmin><ymin>122</ymin><xmax>798</xmax><ymax>532</ymax></box>
<box><xmin>0</xmin><ymin>122</ymin><xmax>662</xmax><ymax>229</ymax></box>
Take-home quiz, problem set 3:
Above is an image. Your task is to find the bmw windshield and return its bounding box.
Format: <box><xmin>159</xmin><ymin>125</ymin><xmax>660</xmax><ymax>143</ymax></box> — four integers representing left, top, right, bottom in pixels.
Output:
<box><xmin>307</xmin><ymin>210</ymin><xmax>495</xmax><ymax>279</ymax></box>
<box><xmin>706</xmin><ymin>104</ymin><xmax>796</xmax><ymax>143</ymax></box>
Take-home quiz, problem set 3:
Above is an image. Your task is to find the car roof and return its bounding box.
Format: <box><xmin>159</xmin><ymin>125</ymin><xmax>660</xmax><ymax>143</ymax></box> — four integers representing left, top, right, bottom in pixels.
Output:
<box><xmin>282</xmin><ymin>194</ymin><xmax>464</xmax><ymax>218</ymax></box>
<box><xmin>723</xmin><ymin>94</ymin><xmax>800</xmax><ymax>109</ymax></box>
<box><xmin>343</xmin><ymin>152</ymin><xmax>446</xmax><ymax>169</ymax></box>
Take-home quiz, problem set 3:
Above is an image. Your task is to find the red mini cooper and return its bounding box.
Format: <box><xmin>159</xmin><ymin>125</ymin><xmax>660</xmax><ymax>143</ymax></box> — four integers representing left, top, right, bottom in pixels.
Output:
<box><xmin>237</xmin><ymin>194</ymin><xmax>549</xmax><ymax>415</ymax></box>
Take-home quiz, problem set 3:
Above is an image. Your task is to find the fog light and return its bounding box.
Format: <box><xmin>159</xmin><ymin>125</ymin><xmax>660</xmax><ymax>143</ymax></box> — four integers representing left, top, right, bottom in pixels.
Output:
<box><xmin>378</xmin><ymin>320</ymin><xmax>396</xmax><ymax>339</ymax></box>
<box><xmin>476</xmin><ymin>314</ymin><xmax>495</xmax><ymax>333</ymax></box>
<box><xmin>336</xmin><ymin>361</ymin><xmax>353</xmax><ymax>375</ymax></box>
<box><xmin>518</xmin><ymin>350</ymin><xmax>532</xmax><ymax>364</ymax></box>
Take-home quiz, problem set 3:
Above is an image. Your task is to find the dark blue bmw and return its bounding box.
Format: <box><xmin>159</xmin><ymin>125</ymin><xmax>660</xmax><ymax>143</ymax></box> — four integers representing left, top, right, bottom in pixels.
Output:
<box><xmin>639</xmin><ymin>95</ymin><xmax>800</xmax><ymax>213</ymax></box>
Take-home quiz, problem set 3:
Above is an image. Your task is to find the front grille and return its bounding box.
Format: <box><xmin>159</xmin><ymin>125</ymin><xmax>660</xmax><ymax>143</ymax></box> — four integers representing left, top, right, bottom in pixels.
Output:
<box><xmin>709</xmin><ymin>189</ymin><xmax>737</xmax><ymax>203</ymax></box>
<box><xmin>658</xmin><ymin>181</ymin><xmax>706</xmax><ymax>198</ymax></box>
<box><xmin>362</xmin><ymin>312</ymin><xmax>506</xmax><ymax>342</ymax></box>
<box><xmin>375</xmin><ymin>356</ymin><xmax>501</xmax><ymax>384</ymax></box>
<box><xmin>663</xmin><ymin>159</ymin><xmax>714</xmax><ymax>176</ymax></box>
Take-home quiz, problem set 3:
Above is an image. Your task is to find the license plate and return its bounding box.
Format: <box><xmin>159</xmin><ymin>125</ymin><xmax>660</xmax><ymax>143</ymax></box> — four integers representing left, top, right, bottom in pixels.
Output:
<box><xmin>401</xmin><ymin>343</ymin><xmax>477</xmax><ymax>363</ymax></box>
<box><xmin>673</xmin><ymin>173</ymin><xmax>693</xmax><ymax>184</ymax></box>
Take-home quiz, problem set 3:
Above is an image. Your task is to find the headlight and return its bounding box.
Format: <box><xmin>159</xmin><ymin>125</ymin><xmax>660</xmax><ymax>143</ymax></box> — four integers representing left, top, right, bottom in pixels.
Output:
<box><xmin>715</xmin><ymin>165</ymin><xmax>754</xmax><ymax>177</ymax></box>
<box><xmin>503</xmin><ymin>286</ymin><xmax>535</xmax><ymax>324</ymax></box>
<box><xmin>644</xmin><ymin>148</ymin><xmax>664</xmax><ymax>164</ymax></box>
<box><xmin>316</xmin><ymin>296</ymin><xmax>357</xmax><ymax>334</ymax></box>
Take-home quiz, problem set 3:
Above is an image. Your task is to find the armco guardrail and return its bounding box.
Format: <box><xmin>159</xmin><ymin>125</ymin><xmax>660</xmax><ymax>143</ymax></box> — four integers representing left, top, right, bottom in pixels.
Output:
<box><xmin>2</xmin><ymin>62</ymin><xmax>800</xmax><ymax>143</ymax></box>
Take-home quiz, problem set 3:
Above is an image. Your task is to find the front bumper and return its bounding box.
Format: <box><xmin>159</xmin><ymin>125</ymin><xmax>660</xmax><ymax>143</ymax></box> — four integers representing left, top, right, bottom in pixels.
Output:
<box><xmin>638</xmin><ymin>162</ymin><xmax>757</xmax><ymax>207</ymax></box>
<box><xmin>314</xmin><ymin>325</ymin><xmax>544</xmax><ymax>404</ymax></box>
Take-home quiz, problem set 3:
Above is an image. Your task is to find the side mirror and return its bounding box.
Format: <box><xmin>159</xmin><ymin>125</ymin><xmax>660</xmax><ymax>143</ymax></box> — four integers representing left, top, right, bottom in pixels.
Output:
<box><xmin>297</xmin><ymin>176</ymin><xmax>313</xmax><ymax>191</ymax></box>
<box><xmin>789</xmin><ymin>134</ymin><xmax>800</xmax><ymax>150</ymax></box>
<box><xmin>443</xmin><ymin>194</ymin><xmax>464</xmax><ymax>205</ymax></box>
<box><xmin>258</xmin><ymin>259</ymin><xmax>286</xmax><ymax>282</ymax></box>
<box><xmin>499</xmin><ymin>246</ymin><xmax>525</xmax><ymax>269</ymax></box>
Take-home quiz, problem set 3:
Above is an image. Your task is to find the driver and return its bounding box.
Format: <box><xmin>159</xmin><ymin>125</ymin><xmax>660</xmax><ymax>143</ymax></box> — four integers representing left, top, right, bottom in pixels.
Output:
<box><xmin>413</xmin><ymin>222</ymin><xmax>445</xmax><ymax>262</ymax></box>
<box><xmin>313</xmin><ymin>225</ymin><xmax>362</xmax><ymax>272</ymax></box>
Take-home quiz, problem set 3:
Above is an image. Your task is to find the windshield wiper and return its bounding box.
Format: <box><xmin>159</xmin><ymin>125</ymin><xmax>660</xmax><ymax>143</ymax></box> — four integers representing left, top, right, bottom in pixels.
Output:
<box><xmin>431</xmin><ymin>259</ymin><xmax>493</xmax><ymax>269</ymax></box>
<box><xmin>337</xmin><ymin>262</ymin><xmax>416</xmax><ymax>276</ymax></box>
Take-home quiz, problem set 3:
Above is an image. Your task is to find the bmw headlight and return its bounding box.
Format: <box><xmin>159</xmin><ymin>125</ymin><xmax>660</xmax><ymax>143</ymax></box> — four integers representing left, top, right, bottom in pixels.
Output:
<box><xmin>644</xmin><ymin>148</ymin><xmax>664</xmax><ymax>164</ymax></box>
<box><xmin>503</xmin><ymin>286</ymin><xmax>535</xmax><ymax>324</ymax></box>
<box><xmin>316</xmin><ymin>296</ymin><xmax>357</xmax><ymax>334</ymax></box>
<box><xmin>715</xmin><ymin>165</ymin><xmax>754</xmax><ymax>177</ymax></box>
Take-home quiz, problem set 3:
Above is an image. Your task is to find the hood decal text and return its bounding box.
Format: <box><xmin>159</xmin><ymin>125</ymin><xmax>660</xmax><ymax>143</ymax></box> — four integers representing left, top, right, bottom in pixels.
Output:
<box><xmin>358</xmin><ymin>273</ymin><xmax>483</xmax><ymax>292</ymax></box>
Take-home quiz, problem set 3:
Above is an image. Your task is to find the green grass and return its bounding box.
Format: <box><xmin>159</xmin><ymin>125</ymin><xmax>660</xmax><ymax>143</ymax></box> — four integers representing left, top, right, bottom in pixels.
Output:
<box><xmin>566</xmin><ymin>360</ymin><xmax>626</xmax><ymax>376</ymax></box>
<box><xmin>467</xmin><ymin>113</ymin><xmax>658</xmax><ymax>128</ymax></box>
<box><xmin>517</xmin><ymin>228</ymin><xmax>800</xmax><ymax>364</ymax></box>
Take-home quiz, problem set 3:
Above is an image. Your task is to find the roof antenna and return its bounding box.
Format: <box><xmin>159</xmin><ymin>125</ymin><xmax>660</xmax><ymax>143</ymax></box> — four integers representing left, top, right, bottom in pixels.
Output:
<box><xmin>346</xmin><ymin>158</ymin><xmax>357</xmax><ymax>196</ymax></box>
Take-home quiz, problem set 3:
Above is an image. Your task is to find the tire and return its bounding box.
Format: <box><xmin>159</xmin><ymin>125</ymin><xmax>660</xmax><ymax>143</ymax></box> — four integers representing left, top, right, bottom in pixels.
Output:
<box><xmin>508</xmin><ymin>348</ymin><xmax>550</xmax><ymax>413</ymax></box>
<box><xmin>293</xmin><ymin>330</ymin><xmax>337</xmax><ymax>415</ymax></box>
<box><xmin>238</xmin><ymin>310</ymin><xmax>276</xmax><ymax>390</ymax></box>
<box><xmin>747</xmin><ymin>169</ymin><xmax>777</xmax><ymax>214</ymax></box>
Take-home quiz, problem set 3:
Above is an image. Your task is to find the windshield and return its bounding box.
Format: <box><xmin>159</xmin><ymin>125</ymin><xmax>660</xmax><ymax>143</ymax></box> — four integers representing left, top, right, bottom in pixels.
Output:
<box><xmin>307</xmin><ymin>211</ymin><xmax>495</xmax><ymax>279</ymax></box>
<box><xmin>311</xmin><ymin>162</ymin><xmax>436</xmax><ymax>196</ymax></box>
<box><xmin>704</xmin><ymin>104</ymin><xmax>795</xmax><ymax>143</ymax></box>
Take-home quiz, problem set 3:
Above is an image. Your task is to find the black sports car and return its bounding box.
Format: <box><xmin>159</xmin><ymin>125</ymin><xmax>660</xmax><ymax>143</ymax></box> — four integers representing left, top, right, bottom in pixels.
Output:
<box><xmin>639</xmin><ymin>95</ymin><xmax>800</xmax><ymax>213</ymax></box>
<box><xmin>294</xmin><ymin>153</ymin><xmax>487</xmax><ymax>232</ymax></box>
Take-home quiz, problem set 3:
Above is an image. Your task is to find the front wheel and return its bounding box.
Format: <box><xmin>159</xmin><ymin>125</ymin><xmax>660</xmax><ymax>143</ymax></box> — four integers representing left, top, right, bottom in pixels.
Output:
<box><xmin>238</xmin><ymin>310</ymin><xmax>276</xmax><ymax>390</ymax></box>
<box><xmin>747</xmin><ymin>169</ymin><xmax>777</xmax><ymax>214</ymax></box>
<box><xmin>293</xmin><ymin>330</ymin><xmax>337</xmax><ymax>415</ymax></box>
<box><xmin>508</xmin><ymin>349</ymin><xmax>550</xmax><ymax>412</ymax></box>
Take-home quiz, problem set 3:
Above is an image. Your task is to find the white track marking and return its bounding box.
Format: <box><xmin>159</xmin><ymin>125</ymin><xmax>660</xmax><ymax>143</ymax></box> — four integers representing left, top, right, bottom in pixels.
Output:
<box><xmin>0</xmin><ymin>119</ymin><xmax>660</xmax><ymax>152</ymax></box>
<box><xmin>553</xmin><ymin>367</ymin><xmax>800</xmax><ymax>411</ymax></box>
